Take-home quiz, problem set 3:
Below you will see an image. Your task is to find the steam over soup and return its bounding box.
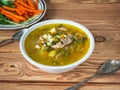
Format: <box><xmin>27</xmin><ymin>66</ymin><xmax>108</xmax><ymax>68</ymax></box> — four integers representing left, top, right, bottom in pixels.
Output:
<box><xmin>25</xmin><ymin>24</ymin><xmax>90</xmax><ymax>66</ymax></box>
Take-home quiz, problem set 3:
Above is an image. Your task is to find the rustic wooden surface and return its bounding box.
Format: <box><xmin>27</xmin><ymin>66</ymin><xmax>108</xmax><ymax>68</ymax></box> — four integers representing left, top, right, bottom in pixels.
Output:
<box><xmin>0</xmin><ymin>0</ymin><xmax>120</xmax><ymax>90</ymax></box>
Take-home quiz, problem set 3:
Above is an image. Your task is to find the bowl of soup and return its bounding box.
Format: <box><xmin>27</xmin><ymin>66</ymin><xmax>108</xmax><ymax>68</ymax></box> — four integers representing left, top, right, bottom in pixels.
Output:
<box><xmin>20</xmin><ymin>19</ymin><xmax>95</xmax><ymax>73</ymax></box>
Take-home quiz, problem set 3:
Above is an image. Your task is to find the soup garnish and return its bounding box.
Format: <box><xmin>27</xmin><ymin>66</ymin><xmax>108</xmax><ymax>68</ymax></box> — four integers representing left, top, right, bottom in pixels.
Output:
<box><xmin>25</xmin><ymin>24</ymin><xmax>90</xmax><ymax>66</ymax></box>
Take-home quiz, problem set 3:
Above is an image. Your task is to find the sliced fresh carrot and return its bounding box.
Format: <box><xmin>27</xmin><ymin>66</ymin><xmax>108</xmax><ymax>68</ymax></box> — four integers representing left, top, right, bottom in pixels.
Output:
<box><xmin>16</xmin><ymin>0</ymin><xmax>35</xmax><ymax>10</ymax></box>
<box><xmin>14</xmin><ymin>2</ymin><xmax>26</xmax><ymax>15</ymax></box>
<box><xmin>35</xmin><ymin>0</ymin><xmax>39</xmax><ymax>9</ymax></box>
<box><xmin>14</xmin><ymin>3</ymin><xmax>43</xmax><ymax>15</ymax></box>
<box><xmin>14</xmin><ymin>1</ymin><xmax>19</xmax><ymax>8</ymax></box>
<box><xmin>0</xmin><ymin>0</ymin><xmax>44</xmax><ymax>23</ymax></box>
<box><xmin>28</xmin><ymin>12</ymin><xmax>33</xmax><ymax>17</ymax></box>
<box><xmin>2</xmin><ymin>5</ymin><xmax>22</xmax><ymax>16</ymax></box>
<box><xmin>26</xmin><ymin>0</ymin><xmax>35</xmax><ymax>9</ymax></box>
<box><xmin>0</xmin><ymin>11</ymin><xmax>21</xmax><ymax>22</ymax></box>
<box><xmin>24</xmin><ymin>11</ymin><xmax>29</xmax><ymax>19</ymax></box>
<box><xmin>16</xmin><ymin>9</ymin><xmax>23</xmax><ymax>16</ymax></box>
<box><xmin>33</xmin><ymin>10</ymin><xmax>44</xmax><ymax>15</ymax></box>
<box><xmin>0</xmin><ymin>7</ymin><xmax>5</xmax><ymax>11</ymax></box>
<box><xmin>0</xmin><ymin>8</ymin><xmax>26</xmax><ymax>21</ymax></box>
<box><xmin>23</xmin><ymin>0</ymin><xmax>27</xmax><ymax>4</ymax></box>
<box><xmin>21</xmin><ymin>7</ymin><xmax>43</xmax><ymax>13</ymax></box>
<box><xmin>5</xmin><ymin>14</ymin><xmax>21</xmax><ymax>22</ymax></box>
<box><xmin>2</xmin><ymin>6</ymin><xmax>16</xmax><ymax>11</ymax></box>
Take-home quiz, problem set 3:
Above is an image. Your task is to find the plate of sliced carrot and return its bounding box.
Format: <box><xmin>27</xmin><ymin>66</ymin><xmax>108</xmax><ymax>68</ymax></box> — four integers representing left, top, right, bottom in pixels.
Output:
<box><xmin>0</xmin><ymin>0</ymin><xmax>46</xmax><ymax>30</ymax></box>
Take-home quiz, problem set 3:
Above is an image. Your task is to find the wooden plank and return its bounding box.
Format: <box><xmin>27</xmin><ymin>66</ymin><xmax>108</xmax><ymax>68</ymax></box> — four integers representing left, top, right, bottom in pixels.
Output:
<box><xmin>46</xmin><ymin>3</ymin><xmax>120</xmax><ymax>10</ymax></box>
<box><xmin>43</xmin><ymin>3</ymin><xmax>120</xmax><ymax>20</ymax></box>
<box><xmin>0</xmin><ymin>52</ymin><xmax>120</xmax><ymax>83</ymax></box>
<box><xmin>49</xmin><ymin>0</ymin><xmax>120</xmax><ymax>4</ymax></box>
<box><xmin>0</xmin><ymin>82</ymin><xmax>120</xmax><ymax>90</ymax></box>
<box><xmin>0</xmin><ymin>43</ymin><xmax>20</xmax><ymax>53</ymax></box>
<box><xmin>0</xmin><ymin>30</ymin><xmax>18</xmax><ymax>36</ymax></box>
<box><xmin>44</xmin><ymin>9</ymin><xmax>120</xmax><ymax>21</ymax></box>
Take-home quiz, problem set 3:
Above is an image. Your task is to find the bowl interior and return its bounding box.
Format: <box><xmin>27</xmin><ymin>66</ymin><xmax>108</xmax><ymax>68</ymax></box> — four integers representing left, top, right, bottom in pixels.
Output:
<box><xmin>20</xmin><ymin>19</ymin><xmax>95</xmax><ymax>70</ymax></box>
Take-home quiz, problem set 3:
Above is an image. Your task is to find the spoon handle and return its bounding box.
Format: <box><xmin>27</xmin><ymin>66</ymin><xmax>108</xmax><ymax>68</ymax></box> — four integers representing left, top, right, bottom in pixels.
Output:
<box><xmin>65</xmin><ymin>74</ymin><xmax>98</xmax><ymax>90</ymax></box>
<box><xmin>0</xmin><ymin>39</ymin><xmax>13</xmax><ymax>47</ymax></box>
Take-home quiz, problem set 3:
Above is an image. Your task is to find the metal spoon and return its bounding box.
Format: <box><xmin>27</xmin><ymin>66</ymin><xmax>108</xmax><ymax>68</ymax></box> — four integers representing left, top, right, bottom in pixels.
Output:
<box><xmin>65</xmin><ymin>60</ymin><xmax>120</xmax><ymax>90</ymax></box>
<box><xmin>0</xmin><ymin>30</ymin><xmax>24</xmax><ymax>47</ymax></box>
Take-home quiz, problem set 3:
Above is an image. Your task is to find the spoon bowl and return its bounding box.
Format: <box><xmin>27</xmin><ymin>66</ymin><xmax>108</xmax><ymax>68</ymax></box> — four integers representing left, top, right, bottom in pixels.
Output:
<box><xmin>65</xmin><ymin>60</ymin><xmax>120</xmax><ymax>90</ymax></box>
<box><xmin>0</xmin><ymin>29</ymin><xmax>25</xmax><ymax>46</ymax></box>
<box><xmin>97</xmin><ymin>60</ymin><xmax>120</xmax><ymax>75</ymax></box>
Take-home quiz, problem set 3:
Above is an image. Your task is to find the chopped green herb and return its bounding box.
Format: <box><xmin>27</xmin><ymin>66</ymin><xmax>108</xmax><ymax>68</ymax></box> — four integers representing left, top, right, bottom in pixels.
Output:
<box><xmin>0</xmin><ymin>0</ymin><xmax>15</xmax><ymax>7</ymax></box>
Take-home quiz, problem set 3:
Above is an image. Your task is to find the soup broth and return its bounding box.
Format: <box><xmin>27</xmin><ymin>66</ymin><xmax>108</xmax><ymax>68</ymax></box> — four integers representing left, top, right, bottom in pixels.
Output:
<box><xmin>25</xmin><ymin>24</ymin><xmax>90</xmax><ymax>66</ymax></box>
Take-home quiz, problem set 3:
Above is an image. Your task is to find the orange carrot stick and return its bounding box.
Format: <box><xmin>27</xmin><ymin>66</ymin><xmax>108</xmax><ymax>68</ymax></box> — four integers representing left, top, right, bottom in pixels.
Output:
<box><xmin>5</xmin><ymin>14</ymin><xmax>21</xmax><ymax>22</ymax></box>
<box><xmin>23</xmin><ymin>0</ymin><xmax>27</xmax><ymax>4</ymax></box>
<box><xmin>26</xmin><ymin>0</ymin><xmax>35</xmax><ymax>9</ymax></box>
<box><xmin>33</xmin><ymin>10</ymin><xmax>44</xmax><ymax>15</ymax></box>
<box><xmin>0</xmin><ymin>11</ymin><xmax>21</xmax><ymax>22</ymax></box>
<box><xmin>0</xmin><ymin>9</ymin><xmax>26</xmax><ymax>21</ymax></box>
<box><xmin>2</xmin><ymin>6</ymin><xmax>16</xmax><ymax>11</ymax></box>
<box><xmin>15</xmin><ymin>0</ymin><xmax>35</xmax><ymax>10</ymax></box>
<box><xmin>22</xmin><ymin>7</ymin><xmax>43</xmax><ymax>13</ymax></box>
<box><xmin>14</xmin><ymin>2</ymin><xmax>26</xmax><ymax>15</ymax></box>
<box><xmin>24</xmin><ymin>11</ymin><xmax>29</xmax><ymax>19</ymax></box>
<box><xmin>0</xmin><ymin>7</ymin><xmax>5</xmax><ymax>11</ymax></box>
<box><xmin>14</xmin><ymin>3</ymin><xmax>43</xmax><ymax>15</ymax></box>
<box><xmin>2</xmin><ymin>5</ymin><xmax>22</xmax><ymax>15</ymax></box>
<box><xmin>16</xmin><ymin>10</ymin><xmax>23</xmax><ymax>16</ymax></box>
<box><xmin>35</xmin><ymin>0</ymin><xmax>39</xmax><ymax>9</ymax></box>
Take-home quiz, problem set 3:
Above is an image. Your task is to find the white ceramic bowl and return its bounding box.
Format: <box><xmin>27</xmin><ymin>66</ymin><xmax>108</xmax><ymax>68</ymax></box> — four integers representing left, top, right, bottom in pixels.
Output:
<box><xmin>20</xmin><ymin>19</ymin><xmax>95</xmax><ymax>73</ymax></box>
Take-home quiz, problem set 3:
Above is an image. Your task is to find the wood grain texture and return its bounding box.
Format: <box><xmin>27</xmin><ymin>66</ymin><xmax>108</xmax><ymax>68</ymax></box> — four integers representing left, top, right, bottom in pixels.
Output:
<box><xmin>49</xmin><ymin>0</ymin><xmax>120</xmax><ymax>4</ymax></box>
<box><xmin>0</xmin><ymin>83</ymin><xmax>120</xmax><ymax>90</ymax></box>
<box><xmin>0</xmin><ymin>53</ymin><xmax>120</xmax><ymax>83</ymax></box>
<box><xmin>0</xmin><ymin>0</ymin><xmax>120</xmax><ymax>90</ymax></box>
<box><xmin>44</xmin><ymin>3</ymin><xmax>120</xmax><ymax>20</ymax></box>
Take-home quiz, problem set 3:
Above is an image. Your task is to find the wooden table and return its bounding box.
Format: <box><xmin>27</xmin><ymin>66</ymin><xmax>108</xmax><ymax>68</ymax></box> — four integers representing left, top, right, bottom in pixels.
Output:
<box><xmin>0</xmin><ymin>0</ymin><xmax>120</xmax><ymax>90</ymax></box>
